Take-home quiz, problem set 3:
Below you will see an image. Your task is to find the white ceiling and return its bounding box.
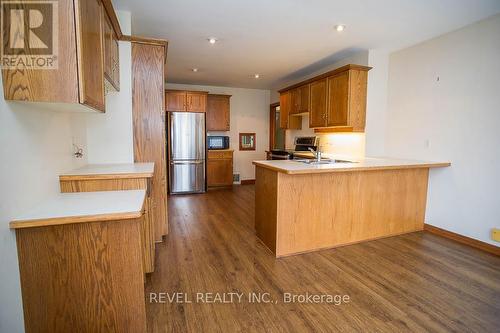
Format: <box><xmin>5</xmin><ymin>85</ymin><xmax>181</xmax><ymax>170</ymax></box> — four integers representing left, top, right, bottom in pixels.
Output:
<box><xmin>113</xmin><ymin>0</ymin><xmax>500</xmax><ymax>90</ymax></box>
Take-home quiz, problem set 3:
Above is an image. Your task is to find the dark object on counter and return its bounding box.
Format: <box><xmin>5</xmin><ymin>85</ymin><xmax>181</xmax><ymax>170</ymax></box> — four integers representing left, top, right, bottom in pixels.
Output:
<box><xmin>208</xmin><ymin>135</ymin><xmax>230</xmax><ymax>150</ymax></box>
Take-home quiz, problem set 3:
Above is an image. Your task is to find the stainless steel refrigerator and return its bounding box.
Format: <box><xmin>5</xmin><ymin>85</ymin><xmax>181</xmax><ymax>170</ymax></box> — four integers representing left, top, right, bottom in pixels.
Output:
<box><xmin>168</xmin><ymin>112</ymin><xmax>206</xmax><ymax>194</ymax></box>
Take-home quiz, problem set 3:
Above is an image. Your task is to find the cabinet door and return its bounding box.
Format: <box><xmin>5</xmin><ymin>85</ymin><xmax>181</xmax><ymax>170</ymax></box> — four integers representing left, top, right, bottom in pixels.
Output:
<box><xmin>290</xmin><ymin>88</ymin><xmax>300</xmax><ymax>114</ymax></box>
<box><xmin>299</xmin><ymin>84</ymin><xmax>310</xmax><ymax>113</ymax></box>
<box><xmin>111</xmin><ymin>34</ymin><xmax>120</xmax><ymax>90</ymax></box>
<box><xmin>309</xmin><ymin>78</ymin><xmax>327</xmax><ymax>128</ymax></box>
<box><xmin>75</xmin><ymin>0</ymin><xmax>105</xmax><ymax>112</ymax></box>
<box><xmin>187</xmin><ymin>93</ymin><xmax>207</xmax><ymax>112</ymax></box>
<box><xmin>327</xmin><ymin>72</ymin><xmax>349</xmax><ymax>126</ymax></box>
<box><xmin>207</xmin><ymin>95</ymin><xmax>230</xmax><ymax>131</ymax></box>
<box><xmin>279</xmin><ymin>92</ymin><xmax>291</xmax><ymax>128</ymax></box>
<box><xmin>1</xmin><ymin>0</ymin><xmax>80</xmax><ymax>104</ymax></box>
<box><xmin>103</xmin><ymin>10</ymin><xmax>113</xmax><ymax>83</ymax></box>
<box><xmin>165</xmin><ymin>91</ymin><xmax>186</xmax><ymax>111</ymax></box>
<box><xmin>207</xmin><ymin>159</ymin><xmax>233</xmax><ymax>186</ymax></box>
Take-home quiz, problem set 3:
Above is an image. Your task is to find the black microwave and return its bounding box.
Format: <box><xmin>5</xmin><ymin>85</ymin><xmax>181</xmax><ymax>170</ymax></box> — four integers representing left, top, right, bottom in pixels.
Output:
<box><xmin>207</xmin><ymin>136</ymin><xmax>230</xmax><ymax>150</ymax></box>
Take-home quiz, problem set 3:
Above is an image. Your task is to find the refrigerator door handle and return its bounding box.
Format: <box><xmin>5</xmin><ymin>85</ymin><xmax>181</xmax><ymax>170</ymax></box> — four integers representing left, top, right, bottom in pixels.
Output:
<box><xmin>171</xmin><ymin>160</ymin><xmax>204</xmax><ymax>165</ymax></box>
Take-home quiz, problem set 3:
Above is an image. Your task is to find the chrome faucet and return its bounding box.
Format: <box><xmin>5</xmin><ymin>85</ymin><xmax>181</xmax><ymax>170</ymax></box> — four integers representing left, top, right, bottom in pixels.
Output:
<box><xmin>308</xmin><ymin>147</ymin><xmax>322</xmax><ymax>162</ymax></box>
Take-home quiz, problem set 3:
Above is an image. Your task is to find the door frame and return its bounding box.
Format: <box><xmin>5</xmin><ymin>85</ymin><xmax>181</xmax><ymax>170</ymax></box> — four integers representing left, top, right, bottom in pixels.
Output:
<box><xmin>269</xmin><ymin>102</ymin><xmax>285</xmax><ymax>151</ymax></box>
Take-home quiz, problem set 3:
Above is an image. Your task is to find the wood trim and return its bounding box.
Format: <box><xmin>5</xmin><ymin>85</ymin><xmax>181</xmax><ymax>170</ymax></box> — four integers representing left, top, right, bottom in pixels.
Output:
<box><xmin>269</xmin><ymin>104</ymin><xmax>277</xmax><ymax>151</ymax></box>
<box><xmin>239</xmin><ymin>133</ymin><xmax>256</xmax><ymax>151</ymax></box>
<box><xmin>208</xmin><ymin>93</ymin><xmax>232</xmax><ymax>98</ymax></box>
<box><xmin>278</xmin><ymin>64</ymin><xmax>372</xmax><ymax>93</ymax></box>
<box><xmin>241</xmin><ymin>179</ymin><xmax>256</xmax><ymax>185</ymax></box>
<box><xmin>101</xmin><ymin>0</ymin><xmax>123</xmax><ymax>39</ymax></box>
<box><xmin>121</xmin><ymin>35</ymin><xmax>169</xmax><ymax>47</ymax></box>
<box><xmin>124</xmin><ymin>35</ymin><xmax>169</xmax><ymax>65</ymax></box>
<box><xmin>252</xmin><ymin>161</ymin><xmax>452</xmax><ymax>175</ymax></box>
<box><xmin>10</xmin><ymin>211</ymin><xmax>143</xmax><ymax>229</ymax></box>
<box><xmin>166</xmin><ymin>89</ymin><xmax>209</xmax><ymax>94</ymax></box>
<box><xmin>314</xmin><ymin>126</ymin><xmax>354</xmax><ymax>133</ymax></box>
<box><xmin>59</xmin><ymin>173</ymin><xmax>153</xmax><ymax>181</ymax></box>
<box><xmin>424</xmin><ymin>224</ymin><xmax>500</xmax><ymax>256</ymax></box>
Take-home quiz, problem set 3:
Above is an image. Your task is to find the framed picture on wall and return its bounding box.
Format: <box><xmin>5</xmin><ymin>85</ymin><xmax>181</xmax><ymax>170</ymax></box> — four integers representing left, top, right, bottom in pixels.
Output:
<box><xmin>239</xmin><ymin>133</ymin><xmax>256</xmax><ymax>151</ymax></box>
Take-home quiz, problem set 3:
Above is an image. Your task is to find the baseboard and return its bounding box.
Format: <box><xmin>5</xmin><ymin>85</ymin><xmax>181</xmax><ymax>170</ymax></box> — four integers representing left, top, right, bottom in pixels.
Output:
<box><xmin>424</xmin><ymin>224</ymin><xmax>500</xmax><ymax>256</ymax></box>
<box><xmin>240</xmin><ymin>179</ymin><xmax>256</xmax><ymax>185</ymax></box>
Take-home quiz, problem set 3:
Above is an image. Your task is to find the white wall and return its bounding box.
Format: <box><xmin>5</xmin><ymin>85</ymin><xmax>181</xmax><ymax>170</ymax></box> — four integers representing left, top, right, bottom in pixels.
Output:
<box><xmin>270</xmin><ymin>50</ymin><xmax>369</xmax><ymax>104</ymax></box>
<box><xmin>385</xmin><ymin>14</ymin><xmax>500</xmax><ymax>245</ymax></box>
<box><xmin>365</xmin><ymin>49</ymin><xmax>389</xmax><ymax>156</ymax></box>
<box><xmin>84</xmin><ymin>11</ymin><xmax>134</xmax><ymax>164</ymax></box>
<box><xmin>166</xmin><ymin>83</ymin><xmax>270</xmax><ymax>180</ymax></box>
<box><xmin>0</xmin><ymin>91</ymin><xmax>88</xmax><ymax>333</ymax></box>
<box><xmin>0</xmin><ymin>11</ymin><xmax>133</xmax><ymax>332</ymax></box>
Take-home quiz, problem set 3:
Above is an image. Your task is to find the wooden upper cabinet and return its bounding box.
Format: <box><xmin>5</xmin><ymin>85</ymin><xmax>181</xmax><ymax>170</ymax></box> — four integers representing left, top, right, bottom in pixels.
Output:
<box><xmin>207</xmin><ymin>94</ymin><xmax>231</xmax><ymax>131</ymax></box>
<box><xmin>290</xmin><ymin>88</ymin><xmax>300</xmax><ymax>115</ymax></box>
<box><xmin>298</xmin><ymin>84</ymin><xmax>310</xmax><ymax>113</ymax></box>
<box><xmin>279</xmin><ymin>64</ymin><xmax>370</xmax><ymax>132</ymax></box>
<box><xmin>309</xmin><ymin>78</ymin><xmax>328</xmax><ymax>128</ymax></box>
<box><xmin>75</xmin><ymin>0</ymin><xmax>105</xmax><ymax>112</ymax></box>
<box><xmin>165</xmin><ymin>91</ymin><xmax>207</xmax><ymax>112</ymax></box>
<box><xmin>326</xmin><ymin>68</ymin><xmax>368</xmax><ymax>131</ymax></box>
<box><xmin>103</xmin><ymin>8</ymin><xmax>120</xmax><ymax>91</ymax></box>
<box><xmin>290</xmin><ymin>85</ymin><xmax>310</xmax><ymax>115</ymax></box>
<box><xmin>187</xmin><ymin>92</ymin><xmax>207</xmax><ymax>112</ymax></box>
<box><xmin>165</xmin><ymin>91</ymin><xmax>186</xmax><ymax>111</ymax></box>
<box><xmin>0</xmin><ymin>0</ymin><xmax>120</xmax><ymax>113</ymax></box>
<box><xmin>327</xmin><ymin>72</ymin><xmax>349</xmax><ymax>126</ymax></box>
<box><xmin>165</xmin><ymin>90</ymin><xmax>186</xmax><ymax>111</ymax></box>
<box><xmin>279</xmin><ymin>91</ymin><xmax>290</xmax><ymax>128</ymax></box>
<box><xmin>279</xmin><ymin>91</ymin><xmax>301</xmax><ymax>129</ymax></box>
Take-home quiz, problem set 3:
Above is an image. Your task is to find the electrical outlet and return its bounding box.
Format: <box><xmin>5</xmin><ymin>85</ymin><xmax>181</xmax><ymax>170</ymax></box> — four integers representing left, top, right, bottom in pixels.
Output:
<box><xmin>491</xmin><ymin>228</ymin><xmax>500</xmax><ymax>242</ymax></box>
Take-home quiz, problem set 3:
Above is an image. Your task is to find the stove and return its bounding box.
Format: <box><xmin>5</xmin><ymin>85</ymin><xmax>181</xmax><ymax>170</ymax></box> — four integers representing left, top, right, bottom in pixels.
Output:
<box><xmin>270</xmin><ymin>136</ymin><xmax>319</xmax><ymax>160</ymax></box>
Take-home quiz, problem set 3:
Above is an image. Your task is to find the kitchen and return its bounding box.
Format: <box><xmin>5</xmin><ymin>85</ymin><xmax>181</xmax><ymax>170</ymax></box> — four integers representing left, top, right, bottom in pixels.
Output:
<box><xmin>1</xmin><ymin>1</ymin><xmax>500</xmax><ymax>332</ymax></box>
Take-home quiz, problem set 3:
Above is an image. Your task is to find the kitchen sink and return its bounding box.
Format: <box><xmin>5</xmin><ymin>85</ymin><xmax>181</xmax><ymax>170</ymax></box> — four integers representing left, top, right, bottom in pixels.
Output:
<box><xmin>294</xmin><ymin>159</ymin><xmax>357</xmax><ymax>165</ymax></box>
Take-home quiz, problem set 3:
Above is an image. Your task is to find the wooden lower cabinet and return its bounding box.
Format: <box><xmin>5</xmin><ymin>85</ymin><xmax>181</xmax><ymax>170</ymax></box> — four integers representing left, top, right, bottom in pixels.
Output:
<box><xmin>207</xmin><ymin>150</ymin><xmax>234</xmax><ymax>187</ymax></box>
<box><xmin>59</xmin><ymin>177</ymin><xmax>156</xmax><ymax>273</ymax></box>
<box><xmin>14</xmin><ymin>218</ymin><xmax>147</xmax><ymax>333</ymax></box>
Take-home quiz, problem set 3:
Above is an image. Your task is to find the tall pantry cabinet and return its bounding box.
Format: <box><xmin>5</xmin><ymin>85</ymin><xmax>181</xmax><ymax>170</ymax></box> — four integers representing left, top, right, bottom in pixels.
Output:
<box><xmin>131</xmin><ymin>39</ymin><xmax>169</xmax><ymax>239</ymax></box>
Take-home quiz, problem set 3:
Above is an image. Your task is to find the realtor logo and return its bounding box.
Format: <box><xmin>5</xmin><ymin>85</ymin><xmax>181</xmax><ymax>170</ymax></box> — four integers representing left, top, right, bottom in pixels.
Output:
<box><xmin>1</xmin><ymin>0</ymin><xmax>58</xmax><ymax>69</ymax></box>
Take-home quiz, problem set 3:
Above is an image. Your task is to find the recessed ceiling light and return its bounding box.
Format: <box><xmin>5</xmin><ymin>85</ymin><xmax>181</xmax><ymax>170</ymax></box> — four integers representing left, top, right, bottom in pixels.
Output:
<box><xmin>254</xmin><ymin>74</ymin><xmax>260</xmax><ymax>79</ymax></box>
<box><xmin>208</xmin><ymin>37</ymin><xmax>217</xmax><ymax>44</ymax></box>
<box><xmin>335</xmin><ymin>24</ymin><xmax>346</xmax><ymax>32</ymax></box>
<box><xmin>191</xmin><ymin>68</ymin><xmax>199</xmax><ymax>72</ymax></box>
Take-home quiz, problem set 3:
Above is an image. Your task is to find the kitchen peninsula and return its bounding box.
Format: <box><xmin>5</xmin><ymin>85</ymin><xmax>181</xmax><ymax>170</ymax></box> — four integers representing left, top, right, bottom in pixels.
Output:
<box><xmin>253</xmin><ymin>157</ymin><xmax>450</xmax><ymax>257</ymax></box>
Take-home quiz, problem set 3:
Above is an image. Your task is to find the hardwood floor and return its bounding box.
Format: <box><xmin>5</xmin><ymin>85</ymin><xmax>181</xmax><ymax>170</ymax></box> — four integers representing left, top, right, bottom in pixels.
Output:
<box><xmin>145</xmin><ymin>185</ymin><xmax>500</xmax><ymax>332</ymax></box>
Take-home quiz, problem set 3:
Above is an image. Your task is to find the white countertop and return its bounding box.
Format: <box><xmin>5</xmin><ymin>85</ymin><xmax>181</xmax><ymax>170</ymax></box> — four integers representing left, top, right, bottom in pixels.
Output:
<box><xmin>10</xmin><ymin>190</ymin><xmax>146</xmax><ymax>229</ymax></box>
<box><xmin>253</xmin><ymin>156</ymin><xmax>451</xmax><ymax>174</ymax></box>
<box><xmin>60</xmin><ymin>163</ymin><xmax>154</xmax><ymax>180</ymax></box>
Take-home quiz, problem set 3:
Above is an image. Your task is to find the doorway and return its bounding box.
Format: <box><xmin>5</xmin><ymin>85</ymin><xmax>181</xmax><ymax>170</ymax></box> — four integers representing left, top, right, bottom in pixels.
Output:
<box><xmin>269</xmin><ymin>102</ymin><xmax>285</xmax><ymax>150</ymax></box>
